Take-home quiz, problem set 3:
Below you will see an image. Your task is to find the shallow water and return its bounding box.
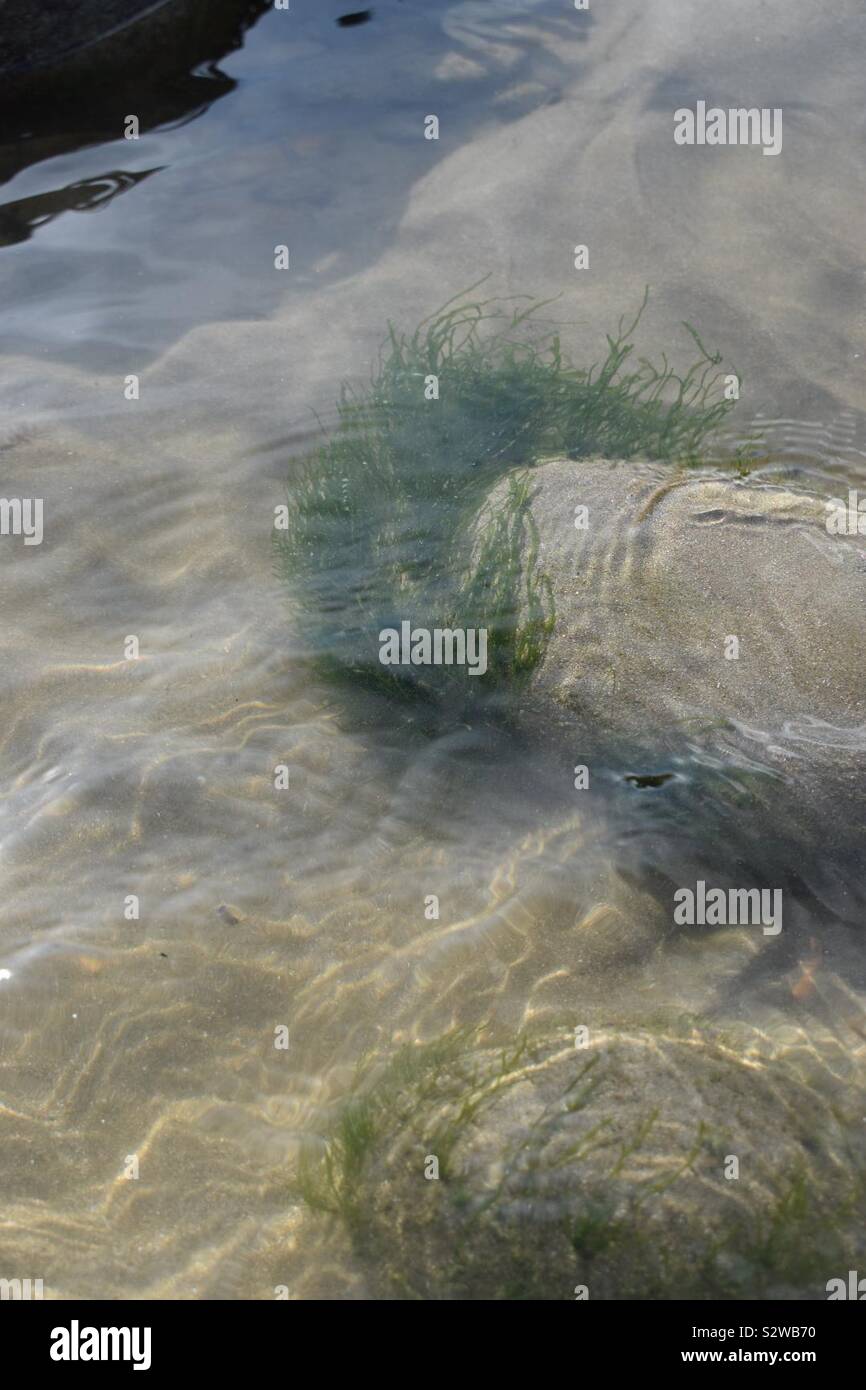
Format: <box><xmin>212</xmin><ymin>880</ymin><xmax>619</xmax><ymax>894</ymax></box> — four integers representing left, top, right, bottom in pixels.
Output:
<box><xmin>0</xmin><ymin>0</ymin><xmax>865</xmax><ymax>1298</ymax></box>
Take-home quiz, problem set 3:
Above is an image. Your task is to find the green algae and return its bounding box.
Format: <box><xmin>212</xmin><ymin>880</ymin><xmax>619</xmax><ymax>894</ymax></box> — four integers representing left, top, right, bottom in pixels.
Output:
<box><xmin>291</xmin><ymin>1024</ymin><xmax>866</xmax><ymax>1300</ymax></box>
<box><xmin>275</xmin><ymin>286</ymin><xmax>745</xmax><ymax>702</ymax></box>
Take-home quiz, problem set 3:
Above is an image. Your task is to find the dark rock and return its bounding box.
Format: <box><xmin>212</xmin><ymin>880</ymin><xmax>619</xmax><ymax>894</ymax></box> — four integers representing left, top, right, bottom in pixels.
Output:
<box><xmin>0</xmin><ymin>0</ymin><xmax>266</xmax><ymax>95</ymax></box>
<box><xmin>0</xmin><ymin>1</ymin><xmax>268</xmax><ymax>192</ymax></box>
<box><xmin>0</xmin><ymin>1</ymin><xmax>169</xmax><ymax>78</ymax></box>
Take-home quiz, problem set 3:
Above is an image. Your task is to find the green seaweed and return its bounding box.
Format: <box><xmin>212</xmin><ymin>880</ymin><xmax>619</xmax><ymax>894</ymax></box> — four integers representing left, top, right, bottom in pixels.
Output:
<box><xmin>291</xmin><ymin>1024</ymin><xmax>866</xmax><ymax>1300</ymax></box>
<box><xmin>292</xmin><ymin>1027</ymin><xmax>535</xmax><ymax>1228</ymax></box>
<box><xmin>275</xmin><ymin>285</ymin><xmax>745</xmax><ymax>702</ymax></box>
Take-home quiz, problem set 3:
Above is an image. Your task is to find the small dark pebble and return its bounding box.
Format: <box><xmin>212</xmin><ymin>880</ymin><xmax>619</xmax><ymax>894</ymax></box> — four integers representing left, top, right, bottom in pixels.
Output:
<box><xmin>624</xmin><ymin>772</ymin><xmax>675</xmax><ymax>790</ymax></box>
<box><xmin>337</xmin><ymin>10</ymin><xmax>372</xmax><ymax>27</ymax></box>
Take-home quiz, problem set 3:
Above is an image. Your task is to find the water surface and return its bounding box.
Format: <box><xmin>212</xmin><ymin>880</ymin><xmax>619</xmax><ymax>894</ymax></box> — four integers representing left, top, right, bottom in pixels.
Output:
<box><xmin>0</xmin><ymin>0</ymin><xmax>865</xmax><ymax>1298</ymax></box>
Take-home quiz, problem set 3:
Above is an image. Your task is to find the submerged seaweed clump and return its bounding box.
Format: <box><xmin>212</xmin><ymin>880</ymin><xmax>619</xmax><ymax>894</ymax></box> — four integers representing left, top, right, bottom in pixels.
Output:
<box><xmin>292</xmin><ymin>1024</ymin><xmax>866</xmax><ymax>1300</ymax></box>
<box><xmin>275</xmin><ymin>286</ymin><xmax>743</xmax><ymax>703</ymax></box>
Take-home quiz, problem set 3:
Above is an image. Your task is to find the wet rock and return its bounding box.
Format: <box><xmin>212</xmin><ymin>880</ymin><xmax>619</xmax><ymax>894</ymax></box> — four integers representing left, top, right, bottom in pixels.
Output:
<box><xmin>296</xmin><ymin>1020</ymin><xmax>866</xmax><ymax>1299</ymax></box>
<box><xmin>0</xmin><ymin>0</ymin><xmax>266</xmax><ymax>96</ymax></box>
<box><xmin>1</xmin><ymin>2</ymin><xmax>160</xmax><ymax>75</ymax></box>
<box><xmin>474</xmin><ymin>459</ymin><xmax>866</xmax><ymax>900</ymax></box>
<box><xmin>481</xmin><ymin>459</ymin><xmax>866</xmax><ymax>743</ymax></box>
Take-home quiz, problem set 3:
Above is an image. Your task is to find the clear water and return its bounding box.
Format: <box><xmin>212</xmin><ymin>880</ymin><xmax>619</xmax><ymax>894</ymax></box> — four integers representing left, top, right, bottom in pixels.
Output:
<box><xmin>0</xmin><ymin>0</ymin><xmax>864</xmax><ymax>1299</ymax></box>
